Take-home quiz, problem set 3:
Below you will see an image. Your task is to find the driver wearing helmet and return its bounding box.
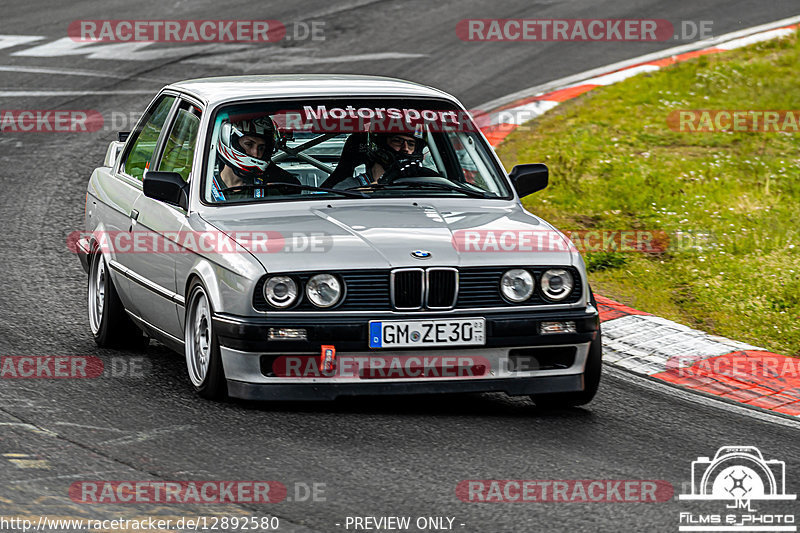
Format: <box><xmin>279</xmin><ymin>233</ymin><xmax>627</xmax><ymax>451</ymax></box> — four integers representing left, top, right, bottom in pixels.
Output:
<box><xmin>211</xmin><ymin>116</ymin><xmax>299</xmax><ymax>201</ymax></box>
<box><xmin>330</xmin><ymin>129</ymin><xmax>429</xmax><ymax>189</ymax></box>
<box><xmin>364</xmin><ymin>132</ymin><xmax>424</xmax><ymax>183</ymax></box>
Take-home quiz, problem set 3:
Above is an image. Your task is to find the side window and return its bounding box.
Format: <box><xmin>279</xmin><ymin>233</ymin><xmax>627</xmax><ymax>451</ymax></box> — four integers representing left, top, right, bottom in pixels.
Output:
<box><xmin>158</xmin><ymin>102</ymin><xmax>202</xmax><ymax>182</ymax></box>
<box><xmin>445</xmin><ymin>130</ymin><xmax>495</xmax><ymax>191</ymax></box>
<box><xmin>122</xmin><ymin>95</ymin><xmax>176</xmax><ymax>181</ymax></box>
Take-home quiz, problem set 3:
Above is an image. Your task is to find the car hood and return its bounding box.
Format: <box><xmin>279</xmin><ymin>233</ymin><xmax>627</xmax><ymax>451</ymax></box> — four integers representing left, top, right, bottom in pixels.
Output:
<box><xmin>199</xmin><ymin>200</ymin><xmax>575</xmax><ymax>273</ymax></box>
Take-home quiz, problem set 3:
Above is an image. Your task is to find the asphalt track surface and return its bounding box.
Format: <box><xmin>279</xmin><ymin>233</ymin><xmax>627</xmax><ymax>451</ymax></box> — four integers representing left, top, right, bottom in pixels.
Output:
<box><xmin>1</xmin><ymin>1</ymin><xmax>799</xmax><ymax>531</ymax></box>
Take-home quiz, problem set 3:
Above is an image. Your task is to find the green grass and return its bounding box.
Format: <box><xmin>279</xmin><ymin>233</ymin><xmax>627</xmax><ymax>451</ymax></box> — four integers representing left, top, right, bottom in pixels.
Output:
<box><xmin>496</xmin><ymin>32</ymin><xmax>800</xmax><ymax>356</ymax></box>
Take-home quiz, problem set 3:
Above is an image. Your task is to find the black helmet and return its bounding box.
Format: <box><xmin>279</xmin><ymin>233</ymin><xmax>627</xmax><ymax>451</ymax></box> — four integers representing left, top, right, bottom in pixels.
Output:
<box><xmin>365</xmin><ymin>127</ymin><xmax>427</xmax><ymax>169</ymax></box>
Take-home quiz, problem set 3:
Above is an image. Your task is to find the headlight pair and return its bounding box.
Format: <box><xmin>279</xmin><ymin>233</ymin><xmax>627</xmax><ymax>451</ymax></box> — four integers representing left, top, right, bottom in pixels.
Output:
<box><xmin>500</xmin><ymin>268</ymin><xmax>574</xmax><ymax>303</ymax></box>
<box><xmin>263</xmin><ymin>274</ymin><xmax>342</xmax><ymax>309</ymax></box>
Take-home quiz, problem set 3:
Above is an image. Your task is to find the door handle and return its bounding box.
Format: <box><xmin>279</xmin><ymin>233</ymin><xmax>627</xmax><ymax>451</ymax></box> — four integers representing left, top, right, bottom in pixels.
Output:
<box><xmin>129</xmin><ymin>209</ymin><xmax>139</xmax><ymax>231</ymax></box>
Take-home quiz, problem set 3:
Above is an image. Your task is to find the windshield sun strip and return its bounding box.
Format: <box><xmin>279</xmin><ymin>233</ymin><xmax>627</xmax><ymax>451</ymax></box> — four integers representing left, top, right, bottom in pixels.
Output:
<box><xmin>198</xmin><ymin>97</ymin><xmax>516</xmax><ymax>207</ymax></box>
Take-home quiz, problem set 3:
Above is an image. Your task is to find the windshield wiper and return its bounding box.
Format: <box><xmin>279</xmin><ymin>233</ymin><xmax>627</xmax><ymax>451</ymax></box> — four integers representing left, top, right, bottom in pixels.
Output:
<box><xmin>220</xmin><ymin>183</ymin><xmax>367</xmax><ymax>199</ymax></box>
<box><xmin>351</xmin><ymin>182</ymin><xmax>491</xmax><ymax>198</ymax></box>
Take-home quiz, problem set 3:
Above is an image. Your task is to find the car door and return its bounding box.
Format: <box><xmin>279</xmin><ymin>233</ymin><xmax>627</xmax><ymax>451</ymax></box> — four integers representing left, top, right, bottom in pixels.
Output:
<box><xmin>104</xmin><ymin>93</ymin><xmax>177</xmax><ymax>316</ymax></box>
<box><xmin>129</xmin><ymin>97</ymin><xmax>203</xmax><ymax>340</ymax></box>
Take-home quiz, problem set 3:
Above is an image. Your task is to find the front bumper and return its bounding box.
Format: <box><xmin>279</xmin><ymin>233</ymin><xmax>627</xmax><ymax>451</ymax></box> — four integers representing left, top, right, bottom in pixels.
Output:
<box><xmin>227</xmin><ymin>373</ymin><xmax>586</xmax><ymax>401</ymax></box>
<box><xmin>76</xmin><ymin>236</ymin><xmax>92</xmax><ymax>273</ymax></box>
<box><xmin>212</xmin><ymin>308</ymin><xmax>599</xmax><ymax>352</ymax></box>
<box><xmin>213</xmin><ymin>307</ymin><xmax>599</xmax><ymax>401</ymax></box>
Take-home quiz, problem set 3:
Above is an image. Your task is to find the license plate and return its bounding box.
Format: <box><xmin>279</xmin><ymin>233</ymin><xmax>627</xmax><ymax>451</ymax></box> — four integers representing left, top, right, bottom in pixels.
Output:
<box><xmin>369</xmin><ymin>318</ymin><xmax>486</xmax><ymax>348</ymax></box>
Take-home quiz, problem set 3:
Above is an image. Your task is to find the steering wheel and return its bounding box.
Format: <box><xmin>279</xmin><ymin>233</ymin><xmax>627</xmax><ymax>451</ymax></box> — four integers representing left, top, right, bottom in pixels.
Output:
<box><xmin>380</xmin><ymin>161</ymin><xmax>442</xmax><ymax>185</ymax></box>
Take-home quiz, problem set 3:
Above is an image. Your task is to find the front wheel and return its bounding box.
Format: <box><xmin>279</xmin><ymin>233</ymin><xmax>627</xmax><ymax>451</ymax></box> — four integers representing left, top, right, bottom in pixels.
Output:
<box><xmin>184</xmin><ymin>280</ymin><xmax>227</xmax><ymax>400</ymax></box>
<box><xmin>87</xmin><ymin>251</ymin><xmax>148</xmax><ymax>349</ymax></box>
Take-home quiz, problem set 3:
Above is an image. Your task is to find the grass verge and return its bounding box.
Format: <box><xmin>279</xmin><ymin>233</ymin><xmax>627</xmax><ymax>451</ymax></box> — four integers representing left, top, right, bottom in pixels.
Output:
<box><xmin>496</xmin><ymin>32</ymin><xmax>800</xmax><ymax>356</ymax></box>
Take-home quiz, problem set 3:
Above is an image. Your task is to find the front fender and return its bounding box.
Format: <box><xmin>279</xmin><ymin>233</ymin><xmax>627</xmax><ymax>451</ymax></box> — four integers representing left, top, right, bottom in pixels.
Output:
<box><xmin>180</xmin><ymin>255</ymin><xmax>265</xmax><ymax>332</ymax></box>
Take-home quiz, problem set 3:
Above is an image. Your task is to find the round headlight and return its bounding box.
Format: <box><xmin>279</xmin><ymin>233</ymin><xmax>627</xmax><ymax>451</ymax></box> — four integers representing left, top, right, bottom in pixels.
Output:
<box><xmin>264</xmin><ymin>276</ymin><xmax>299</xmax><ymax>308</ymax></box>
<box><xmin>541</xmin><ymin>268</ymin><xmax>574</xmax><ymax>301</ymax></box>
<box><xmin>306</xmin><ymin>274</ymin><xmax>342</xmax><ymax>308</ymax></box>
<box><xmin>501</xmin><ymin>269</ymin><xmax>534</xmax><ymax>303</ymax></box>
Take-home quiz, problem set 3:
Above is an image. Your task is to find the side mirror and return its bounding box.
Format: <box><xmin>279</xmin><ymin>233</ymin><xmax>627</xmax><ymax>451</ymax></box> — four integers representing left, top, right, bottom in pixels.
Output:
<box><xmin>509</xmin><ymin>163</ymin><xmax>548</xmax><ymax>198</ymax></box>
<box><xmin>143</xmin><ymin>171</ymin><xmax>189</xmax><ymax>211</ymax></box>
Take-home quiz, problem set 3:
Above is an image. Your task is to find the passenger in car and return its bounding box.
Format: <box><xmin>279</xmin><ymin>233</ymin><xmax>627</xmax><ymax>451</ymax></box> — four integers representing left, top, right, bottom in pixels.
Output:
<box><xmin>211</xmin><ymin>116</ymin><xmax>299</xmax><ymax>201</ymax></box>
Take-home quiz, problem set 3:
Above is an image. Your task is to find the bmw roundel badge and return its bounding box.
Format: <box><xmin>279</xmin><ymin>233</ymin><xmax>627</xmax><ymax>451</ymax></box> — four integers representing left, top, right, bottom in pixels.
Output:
<box><xmin>411</xmin><ymin>250</ymin><xmax>432</xmax><ymax>259</ymax></box>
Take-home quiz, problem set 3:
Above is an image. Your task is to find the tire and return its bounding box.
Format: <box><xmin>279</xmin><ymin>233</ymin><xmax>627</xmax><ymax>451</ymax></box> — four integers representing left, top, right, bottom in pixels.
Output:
<box><xmin>184</xmin><ymin>280</ymin><xmax>227</xmax><ymax>400</ymax></box>
<box><xmin>87</xmin><ymin>251</ymin><xmax>149</xmax><ymax>350</ymax></box>
<box><xmin>531</xmin><ymin>290</ymin><xmax>602</xmax><ymax>408</ymax></box>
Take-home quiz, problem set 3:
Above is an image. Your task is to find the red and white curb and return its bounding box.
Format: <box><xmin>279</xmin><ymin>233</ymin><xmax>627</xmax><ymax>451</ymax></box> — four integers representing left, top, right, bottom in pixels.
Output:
<box><xmin>595</xmin><ymin>297</ymin><xmax>800</xmax><ymax>415</ymax></box>
<box><xmin>477</xmin><ymin>16</ymin><xmax>800</xmax><ymax>417</ymax></box>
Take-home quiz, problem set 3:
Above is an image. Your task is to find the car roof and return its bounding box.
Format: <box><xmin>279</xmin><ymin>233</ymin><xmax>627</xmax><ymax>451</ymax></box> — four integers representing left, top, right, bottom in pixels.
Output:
<box><xmin>166</xmin><ymin>75</ymin><xmax>459</xmax><ymax>105</ymax></box>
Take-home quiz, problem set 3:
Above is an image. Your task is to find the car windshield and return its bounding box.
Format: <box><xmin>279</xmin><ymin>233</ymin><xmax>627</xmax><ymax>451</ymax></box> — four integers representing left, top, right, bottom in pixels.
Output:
<box><xmin>203</xmin><ymin>97</ymin><xmax>511</xmax><ymax>204</ymax></box>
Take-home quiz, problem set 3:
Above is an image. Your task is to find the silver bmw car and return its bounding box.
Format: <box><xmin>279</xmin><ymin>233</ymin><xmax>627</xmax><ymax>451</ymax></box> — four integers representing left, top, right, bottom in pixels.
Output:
<box><xmin>76</xmin><ymin>75</ymin><xmax>602</xmax><ymax>405</ymax></box>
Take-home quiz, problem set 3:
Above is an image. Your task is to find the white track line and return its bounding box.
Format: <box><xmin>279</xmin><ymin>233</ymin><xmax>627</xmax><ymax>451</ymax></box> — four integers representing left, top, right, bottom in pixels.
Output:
<box><xmin>0</xmin><ymin>35</ymin><xmax>42</xmax><ymax>51</ymax></box>
<box><xmin>188</xmin><ymin>51</ymin><xmax>427</xmax><ymax>68</ymax></box>
<box><xmin>0</xmin><ymin>90</ymin><xmax>155</xmax><ymax>96</ymax></box>
<box><xmin>0</xmin><ymin>65</ymin><xmax>164</xmax><ymax>82</ymax></box>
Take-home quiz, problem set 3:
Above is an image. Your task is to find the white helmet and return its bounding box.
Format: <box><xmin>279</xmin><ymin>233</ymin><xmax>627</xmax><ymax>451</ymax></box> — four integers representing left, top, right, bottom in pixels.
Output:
<box><xmin>216</xmin><ymin>116</ymin><xmax>280</xmax><ymax>180</ymax></box>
